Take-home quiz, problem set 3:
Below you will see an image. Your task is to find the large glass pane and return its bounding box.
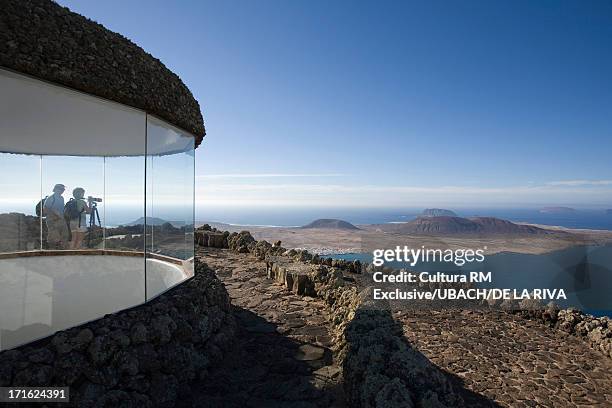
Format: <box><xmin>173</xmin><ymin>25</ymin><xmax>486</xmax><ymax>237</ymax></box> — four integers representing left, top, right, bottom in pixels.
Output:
<box><xmin>0</xmin><ymin>155</ymin><xmax>149</xmax><ymax>351</ymax></box>
<box><xmin>184</xmin><ymin>143</ymin><xmax>195</xmax><ymax>277</ymax></box>
<box><xmin>0</xmin><ymin>153</ymin><xmax>43</xmax><ymax>350</ymax></box>
<box><xmin>100</xmin><ymin>155</ymin><xmax>146</xmax><ymax>325</ymax></box>
<box><xmin>104</xmin><ymin>156</ymin><xmax>146</xmax><ymax>254</ymax></box>
<box><xmin>145</xmin><ymin>116</ymin><xmax>195</xmax><ymax>300</ymax></box>
<box><xmin>0</xmin><ymin>68</ymin><xmax>151</xmax><ymax>351</ymax></box>
<box><xmin>0</xmin><ymin>153</ymin><xmax>41</xmax><ymax>253</ymax></box>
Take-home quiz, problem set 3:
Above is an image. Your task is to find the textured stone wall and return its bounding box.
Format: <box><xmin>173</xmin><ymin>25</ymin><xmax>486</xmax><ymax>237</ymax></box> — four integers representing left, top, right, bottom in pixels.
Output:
<box><xmin>340</xmin><ymin>298</ymin><xmax>468</xmax><ymax>408</ymax></box>
<box><xmin>0</xmin><ymin>262</ymin><xmax>235</xmax><ymax>407</ymax></box>
<box><xmin>0</xmin><ymin>212</ymin><xmax>42</xmax><ymax>251</ymax></box>
<box><xmin>229</xmin><ymin>231</ymin><xmax>467</xmax><ymax>407</ymax></box>
<box><xmin>266</xmin><ymin>260</ymin><xmax>468</xmax><ymax>407</ymax></box>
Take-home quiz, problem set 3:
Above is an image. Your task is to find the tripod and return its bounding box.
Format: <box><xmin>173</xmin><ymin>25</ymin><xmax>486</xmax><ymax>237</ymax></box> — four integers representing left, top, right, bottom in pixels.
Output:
<box><xmin>86</xmin><ymin>201</ymin><xmax>102</xmax><ymax>248</ymax></box>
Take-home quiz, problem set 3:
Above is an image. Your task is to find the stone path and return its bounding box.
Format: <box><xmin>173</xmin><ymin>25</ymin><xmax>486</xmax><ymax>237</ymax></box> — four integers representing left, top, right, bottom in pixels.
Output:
<box><xmin>397</xmin><ymin>309</ymin><xmax>612</xmax><ymax>407</ymax></box>
<box><xmin>191</xmin><ymin>248</ymin><xmax>345</xmax><ymax>408</ymax></box>
<box><xmin>192</xmin><ymin>247</ymin><xmax>612</xmax><ymax>407</ymax></box>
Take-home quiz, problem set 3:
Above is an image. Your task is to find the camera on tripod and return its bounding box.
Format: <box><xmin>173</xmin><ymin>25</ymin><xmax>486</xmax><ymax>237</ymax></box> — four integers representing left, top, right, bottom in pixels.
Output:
<box><xmin>86</xmin><ymin>196</ymin><xmax>102</xmax><ymax>249</ymax></box>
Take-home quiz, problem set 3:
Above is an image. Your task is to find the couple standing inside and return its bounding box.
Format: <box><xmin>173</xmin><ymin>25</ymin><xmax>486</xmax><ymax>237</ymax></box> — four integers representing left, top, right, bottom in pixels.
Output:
<box><xmin>44</xmin><ymin>184</ymin><xmax>91</xmax><ymax>249</ymax></box>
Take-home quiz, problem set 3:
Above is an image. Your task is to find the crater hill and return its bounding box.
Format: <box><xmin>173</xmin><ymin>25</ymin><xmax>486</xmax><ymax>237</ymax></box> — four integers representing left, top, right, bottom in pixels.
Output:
<box><xmin>421</xmin><ymin>208</ymin><xmax>457</xmax><ymax>217</ymax></box>
<box><xmin>301</xmin><ymin>219</ymin><xmax>360</xmax><ymax>230</ymax></box>
<box><xmin>126</xmin><ymin>216</ymin><xmax>170</xmax><ymax>226</ymax></box>
<box><xmin>378</xmin><ymin>216</ymin><xmax>553</xmax><ymax>235</ymax></box>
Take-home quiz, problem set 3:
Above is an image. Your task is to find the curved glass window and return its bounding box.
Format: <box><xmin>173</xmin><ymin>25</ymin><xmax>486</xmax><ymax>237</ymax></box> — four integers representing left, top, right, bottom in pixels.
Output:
<box><xmin>0</xmin><ymin>68</ymin><xmax>196</xmax><ymax>350</ymax></box>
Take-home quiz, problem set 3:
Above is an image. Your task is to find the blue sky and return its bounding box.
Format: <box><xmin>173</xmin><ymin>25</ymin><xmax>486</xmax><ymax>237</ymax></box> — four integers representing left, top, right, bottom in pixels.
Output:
<box><xmin>26</xmin><ymin>1</ymin><xmax>612</xmax><ymax>209</ymax></box>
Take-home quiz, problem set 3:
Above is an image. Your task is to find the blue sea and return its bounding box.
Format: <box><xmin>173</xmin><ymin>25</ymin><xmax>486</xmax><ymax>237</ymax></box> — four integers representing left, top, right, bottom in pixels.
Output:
<box><xmin>197</xmin><ymin>207</ymin><xmax>612</xmax><ymax>231</ymax></box>
<box><xmin>5</xmin><ymin>202</ymin><xmax>611</xmax><ymax>231</ymax></box>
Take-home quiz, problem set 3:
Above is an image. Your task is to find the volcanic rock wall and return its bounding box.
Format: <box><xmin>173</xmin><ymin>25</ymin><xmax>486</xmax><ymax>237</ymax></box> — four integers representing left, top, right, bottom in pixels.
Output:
<box><xmin>241</xmin><ymin>231</ymin><xmax>468</xmax><ymax>407</ymax></box>
<box><xmin>0</xmin><ymin>262</ymin><xmax>235</xmax><ymax>407</ymax></box>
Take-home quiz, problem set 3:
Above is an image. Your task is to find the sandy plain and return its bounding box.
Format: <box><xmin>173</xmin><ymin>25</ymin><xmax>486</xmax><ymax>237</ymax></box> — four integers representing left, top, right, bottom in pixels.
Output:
<box><xmin>204</xmin><ymin>222</ymin><xmax>612</xmax><ymax>256</ymax></box>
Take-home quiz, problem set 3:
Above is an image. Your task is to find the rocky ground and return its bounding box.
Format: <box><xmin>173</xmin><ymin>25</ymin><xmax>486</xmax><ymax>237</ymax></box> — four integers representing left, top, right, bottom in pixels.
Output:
<box><xmin>192</xmin><ymin>248</ymin><xmax>345</xmax><ymax>408</ymax></box>
<box><xmin>193</xmin><ymin>246</ymin><xmax>612</xmax><ymax>408</ymax></box>
<box><xmin>397</xmin><ymin>309</ymin><xmax>612</xmax><ymax>407</ymax></box>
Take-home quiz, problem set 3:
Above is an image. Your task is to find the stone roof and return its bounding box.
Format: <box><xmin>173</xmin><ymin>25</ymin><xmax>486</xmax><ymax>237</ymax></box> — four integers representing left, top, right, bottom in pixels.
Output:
<box><xmin>0</xmin><ymin>0</ymin><xmax>205</xmax><ymax>147</ymax></box>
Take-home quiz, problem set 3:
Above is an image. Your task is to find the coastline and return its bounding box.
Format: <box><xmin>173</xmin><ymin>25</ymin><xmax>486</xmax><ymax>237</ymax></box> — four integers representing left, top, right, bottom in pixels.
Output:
<box><xmin>204</xmin><ymin>221</ymin><xmax>612</xmax><ymax>257</ymax></box>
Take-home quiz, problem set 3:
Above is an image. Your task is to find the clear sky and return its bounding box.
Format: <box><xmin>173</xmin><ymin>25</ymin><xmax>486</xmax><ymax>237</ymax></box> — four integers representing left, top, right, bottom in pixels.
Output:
<box><xmin>23</xmin><ymin>1</ymin><xmax>612</xmax><ymax>210</ymax></box>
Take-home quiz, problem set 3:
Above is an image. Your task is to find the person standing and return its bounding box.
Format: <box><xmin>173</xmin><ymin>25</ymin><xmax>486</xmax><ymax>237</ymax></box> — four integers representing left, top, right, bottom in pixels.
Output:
<box><xmin>43</xmin><ymin>184</ymin><xmax>69</xmax><ymax>249</ymax></box>
<box><xmin>66</xmin><ymin>187</ymin><xmax>90</xmax><ymax>249</ymax></box>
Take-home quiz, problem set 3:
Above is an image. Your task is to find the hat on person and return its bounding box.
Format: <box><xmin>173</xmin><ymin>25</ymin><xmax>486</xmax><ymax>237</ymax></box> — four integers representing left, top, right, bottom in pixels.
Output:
<box><xmin>73</xmin><ymin>187</ymin><xmax>85</xmax><ymax>199</ymax></box>
<box><xmin>53</xmin><ymin>184</ymin><xmax>65</xmax><ymax>191</ymax></box>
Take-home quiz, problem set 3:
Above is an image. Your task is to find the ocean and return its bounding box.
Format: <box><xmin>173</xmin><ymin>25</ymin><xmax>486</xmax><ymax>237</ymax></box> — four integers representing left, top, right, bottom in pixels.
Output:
<box><xmin>197</xmin><ymin>207</ymin><xmax>612</xmax><ymax>231</ymax></box>
<box><xmin>4</xmin><ymin>203</ymin><xmax>611</xmax><ymax>231</ymax></box>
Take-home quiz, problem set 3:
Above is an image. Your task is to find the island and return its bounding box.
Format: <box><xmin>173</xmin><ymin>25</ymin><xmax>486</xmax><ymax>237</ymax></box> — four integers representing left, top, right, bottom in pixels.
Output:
<box><xmin>540</xmin><ymin>207</ymin><xmax>576</xmax><ymax>214</ymax></box>
<box><xmin>203</xmin><ymin>215</ymin><xmax>612</xmax><ymax>256</ymax></box>
<box><xmin>127</xmin><ymin>216</ymin><xmax>171</xmax><ymax>226</ymax></box>
<box><xmin>379</xmin><ymin>216</ymin><xmax>551</xmax><ymax>235</ymax></box>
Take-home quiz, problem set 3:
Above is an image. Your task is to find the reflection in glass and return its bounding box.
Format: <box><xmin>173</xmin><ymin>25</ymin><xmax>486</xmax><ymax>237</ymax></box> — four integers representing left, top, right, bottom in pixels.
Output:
<box><xmin>145</xmin><ymin>116</ymin><xmax>195</xmax><ymax>299</ymax></box>
<box><xmin>0</xmin><ymin>153</ymin><xmax>41</xmax><ymax>252</ymax></box>
<box><xmin>42</xmin><ymin>156</ymin><xmax>104</xmax><ymax>250</ymax></box>
<box><xmin>0</xmin><ymin>69</ymin><xmax>196</xmax><ymax>350</ymax></box>
<box><xmin>104</xmin><ymin>157</ymin><xmax>145</xmax><ymax>253</ymax></box>
<box><xmin>0</xmin><ymin>255</ymin><xmax>146</xmax><ymax>350</ymax></box>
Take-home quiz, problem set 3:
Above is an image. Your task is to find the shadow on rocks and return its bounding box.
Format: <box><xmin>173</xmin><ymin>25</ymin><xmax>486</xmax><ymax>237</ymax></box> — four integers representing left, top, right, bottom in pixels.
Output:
<box><xmin>342</xmin><ymin>301</ymin><xmax>501</xmax><ymax>408</ymax></box>
<box><xmin>188</xmin><ymin>306</ymin><xmax>340</xmax><ymax>408</ymax></box>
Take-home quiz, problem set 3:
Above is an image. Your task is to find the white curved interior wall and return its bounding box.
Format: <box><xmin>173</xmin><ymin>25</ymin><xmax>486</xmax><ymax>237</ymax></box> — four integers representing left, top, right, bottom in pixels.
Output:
<box><xmin>0</xmin><ymin>256</ymin><xmax>188</xmax><ymax>350</ymax></box>
<box><xmin>0</xmin><ymin>68</ymin><xmax>196</xmax><ymax>350</ymax></box>
<box><xmin>0</xmin><ymin>68</ymin><xmax>146</xmax><ymax>156</ymax></box>
<box><xmin>0</xmin><ymin>68</ymin><xmax>195</xmax><ymax>157</ymax></box>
